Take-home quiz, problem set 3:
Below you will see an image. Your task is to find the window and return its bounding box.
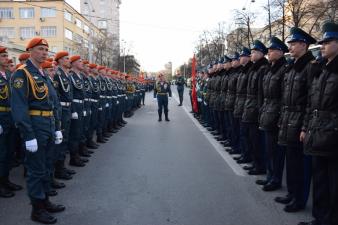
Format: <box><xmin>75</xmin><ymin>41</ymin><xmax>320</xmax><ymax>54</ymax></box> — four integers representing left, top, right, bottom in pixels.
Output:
<box><xmin>64</xmin><ymin>10</ymin><xmax>72</xmax><ymax>22</ymax></box>
<box><xmin>83</xmin><ymin>24</ymin><xmax>89</xmax><ymax>33</ymax></box>
<box><xmin>65</xmin><ymin>29</ymin><xmax>73</xmax><ymax>40</ymax></box>
<box><xmin>65</xmin><ymin>46</ymin><xmax>73</xmax><ymax>55</ymax></box>
<box><xmin>20</xmin><ymin>27</ymin><xmax>35</xmax><ymax>39</ymax></box>
<box><xmin>73</xmin><ymin>33</ymin><xmax>82</xmax><ymax>43</ymax></box>
<box><xmin>83</xmin><ymin>39</ymin><xmax>89</xmax><ymax>48</ymax></box>
<box><xmin>50</xmin><ymin>46</ymin><xmax>58</xmax><ymax>53</ymax></box>
<box><xmin>41</xmin><ymin>7</ymin><xmax>56</xmax><ymax>17</ymax></box>
<box><xmin>0</xmin><ymin>8</ymin><xmax>14</xmax><ymax>19</ymax></box>
<box><xmin>41</xmin><ymin>26</ymin><xmax>56</xmax><ymax>37</ymax></box>
<box><xmin>19</xmin><ymin>8</ymin><xmax>34</xmax><ymax>19</ymax></box>
<box><xmin>0</xmin><ymin>27</ymin><xmax>15</xmax><ymax>39</ymax></box>
<box><xmin>75</xmin><ymin>18</ymin><xmax>82</xmax><ymax>28</ymax></box>
<box><xmin>98</xmin><ymin>20</ymin><xmax>107</xmax><ymax>29</ymax></box>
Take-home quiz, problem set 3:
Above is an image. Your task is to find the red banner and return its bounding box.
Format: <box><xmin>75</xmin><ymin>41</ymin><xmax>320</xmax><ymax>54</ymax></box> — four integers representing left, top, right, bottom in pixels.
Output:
<box><xmin>191</xmin><ymin>55</ymin><xmax>198</xmax><ymax>113</ymax></box>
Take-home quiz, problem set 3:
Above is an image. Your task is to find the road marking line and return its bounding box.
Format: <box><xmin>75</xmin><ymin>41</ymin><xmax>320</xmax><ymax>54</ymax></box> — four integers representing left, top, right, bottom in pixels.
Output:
<box><xmin>172</xmin><ymin>93</ymin><xmax>246</xmax><ymax>177</ymax></box>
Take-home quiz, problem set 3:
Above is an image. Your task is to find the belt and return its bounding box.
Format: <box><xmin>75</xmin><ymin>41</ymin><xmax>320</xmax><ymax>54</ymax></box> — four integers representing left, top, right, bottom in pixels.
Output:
<box><xmin>313</xmin><ymin>109</ymin><xmax>338</xmax><ymax>118</ymax></box>
<box><xmin>0</xmin><ymin>106</ymin><xmax>11</xmax><ymax>112</ymax></box>
<box><xmin>112</xmin><ymin>96</ymin><xmax>117</xmax><ymax>99</ymax></box>
<box><xmin>100</xmin><ymin>95</ymin><xmax>106</xmax><ymax>98</ymax></box>
<box><xmin>283</xmin><ymin>105</ymin><xmax>304</xmax><ymax>112</ymax></box>
<box><xmin>107</xmin><ymin>96</ymin><xmax>112</xmax><ymax>99</ymax></box>
<box><xmin>72</xmin><ymin>99</ymin><xmax>83</xmax><ymax>103</ymax></box>
<box><xmin>157</xmin><ymin>93</ymin><xmax>167</xmax><ymax>95</ymax></box>
<box><xmin>90</xmin><ymin>99</ymin><xmax>98</xmax><ymax>103</ymax></box>
<box><xmin>84</xmin><ymin>98</ymin><xmax>90</xmax><ymax>102</ymax></box>
<box><xmin>29</xmin><ymin>110</ymin><xmax>53</xmax><ymax>117</ymax></box>
<box><xmin>60</xmin><ymin>102</ymin><xmax>71</xmax><ymax>107</ymax></box>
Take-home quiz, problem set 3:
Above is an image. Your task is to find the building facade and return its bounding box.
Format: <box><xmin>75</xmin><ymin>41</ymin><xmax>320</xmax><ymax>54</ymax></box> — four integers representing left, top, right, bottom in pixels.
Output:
<box><xmin>80</xmin><ymin>0</ymin><xmax>121</xmax><ymax>69</ymax></box>
<box><xmin>0</xmin><ymin>0</ymin><xmax>104</xmax><ymax>64</ymax></box>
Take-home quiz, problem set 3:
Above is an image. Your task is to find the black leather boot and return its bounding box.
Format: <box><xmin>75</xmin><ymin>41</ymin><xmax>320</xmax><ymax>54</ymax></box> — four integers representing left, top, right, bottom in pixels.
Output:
<box><xmin>31</xmin><ymin>200</ymin><xmax>57</xmax><ymax>224</ymax></box>
<box><xmin>165</xmin><ymin>112</ymin><xmax>170</xmax><ymax>122</ymax></box>
<box><xmin>0</xmin><ymin>177</ymin><xmax>14</xmax><ymax>198</ymax></box>
<box><xmin>44</xmin><ymin>196</ymin><xmax>65</xmax><ymax>213</ymax></box>
<box><xmin>158</xmin><ymin>112</ymin><xmax>162</xmax><ymax>122</ymax></box>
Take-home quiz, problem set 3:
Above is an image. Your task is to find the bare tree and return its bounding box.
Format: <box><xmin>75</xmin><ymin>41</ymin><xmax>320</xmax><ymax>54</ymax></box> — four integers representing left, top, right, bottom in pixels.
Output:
<box><xmin>234</xmin><ymin>9</ymin><xmax>256</xmax><ymax>48</ymax></box>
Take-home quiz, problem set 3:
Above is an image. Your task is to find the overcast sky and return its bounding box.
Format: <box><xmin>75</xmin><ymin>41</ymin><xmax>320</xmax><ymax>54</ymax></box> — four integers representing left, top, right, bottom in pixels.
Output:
<box><xmin>66</xmin><ymin>0</ymin><xmax>266</xmax><ymax>71</ymax></box>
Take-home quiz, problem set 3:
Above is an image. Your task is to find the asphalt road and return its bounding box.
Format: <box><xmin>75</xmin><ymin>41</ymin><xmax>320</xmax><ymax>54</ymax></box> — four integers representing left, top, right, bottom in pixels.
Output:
<box><xmin>0</xmin><ymin>88</ymin><xmax>312</xmax><ymax>225</ymax></box>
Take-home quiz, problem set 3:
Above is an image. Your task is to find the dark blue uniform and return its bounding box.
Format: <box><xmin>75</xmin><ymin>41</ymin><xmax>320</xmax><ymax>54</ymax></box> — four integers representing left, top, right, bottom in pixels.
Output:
<box><xmin>69</xmin><ymin>70</ymin><xmax>85</xmax><ymax>160</ymax></box>
<box><xmin>176</xmin><ymin>75</ymin><xmax>185</xmax><ymax>105</ymax></box>
<box><xmin>154</xmin><ymin>80</ymin><xmax>172</xmax><ymax>121</ymax></box>
<box><xmin>53</xmin><ymin>67</ymin><xmax>73</xmax><ymax>171</ymax></box>
<box><xmin>11</xmin><ymin>60</ymin><xmax>56</xmax><ymax>203</ymax></box>
<box><xmin>0</xmin><ymin>70</ymin><xmax>16</xmax><ymax>197</ymax></box>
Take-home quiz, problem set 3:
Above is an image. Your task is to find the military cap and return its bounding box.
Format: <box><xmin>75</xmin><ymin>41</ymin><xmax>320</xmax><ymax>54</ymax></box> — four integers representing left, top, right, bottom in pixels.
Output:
<box><xmin>252</xmin><ymin>40</ymin><xmax>268</xmax><ymax>55</ymax></box>
<box><xmin>41</xmin><ymin>61</ymin><xmax>53</xmax><ymax>69</ymax></box>
<box><xmin>26</xmin><ymin>37</ymin><xmax>48</xmax><ymax>51</ymax></box>
<box><xmin>240</xmin><ymin>47</ymin><xmax>251</xmax><ymax>57</ymax></box>
<box><xmin>82</xmin><ymin>60</ymin><xmax>89</xmax><ymax>64</ymax></box>
<box><xmin>97</xmin><ymin>66</ymin><xmax>106</xmax><ymax>71</ymax></box>
<box><xmin>318</xmin><ymin>21</ymin><xmax>338</xmax><ymax>44</ymax></box>
<box><xmin>54</xmin><ymin>51</ymin><xmax>69</xmax><ymax>61</ymax></box>
<box><xmin>231</xmin><ymin>52</ymin><xmax>240</xmax><ymax>61</ymax></box>
<box><xmin>224</xmin><ymin>55</ymin><xmax>232</xmax><ymax>63</ymax></box>
<box><xmin>287</xmin><ymin>27</ymin><xmax>316</xmax><ymax>44</ymax></box>
<box><xmin>88</xmin><ymin>63</ymin><xmax>97</xmax><ymax>69</ymax></box>
<box><xmin>218</xmin><ymin>56</ymin><xmax>225</xmax><ymax>64</ymax></box>
<box><xmin>70</xmin><ymin>55</ymin><xmax>81</xmax><ymax>63</ymax></box>
<box><xmin>19</xmin><ymin>53</ymin><xmax>30</xmax><ymax>61</ymax></box>
<box><xmin>207</xmin><ymin>64</ymin><xmax>213</xmax><ymax>69</ymax></box>
<box><xmin>268</xmin><ymin>36</ymin><xmax>289</xmax><ymax>53</ymax></box>
<box><xmin>0</xmin><ymin>47</ymin><xmax>7</xmax><ymax>54</ymax></box>
<box><xmin>46</xmin><ymin>58</ymin><xmax>54</xmax><ymax>62</ymax></box>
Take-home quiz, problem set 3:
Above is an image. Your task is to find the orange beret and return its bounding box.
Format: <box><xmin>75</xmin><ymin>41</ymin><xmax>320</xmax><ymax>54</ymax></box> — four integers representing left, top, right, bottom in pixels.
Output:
<box><xmin>0</xmin><ymin>47</ymin><xmax>7</xmax><ymax>54</ymax></box>
<box><xmin>19</xmin><ymin>53</ymin><xmax>30</xmax><ymax>61</ymax></box>
<box><xmin>15</xmin><ymin>63</ymin><xmax>23</xmax><ymax>70</ymax></box>
<box><xmin>26</xmin><ymin>37</ymin><xmax>48</xmax><ymax>51</ymax></box>
<box><xmin>54</xmin><ymin>51</ymin><xmax>69</xmax><ymax>61</ymax></box>
<box><xmin>88</xmin><ymin>64</ymin><xmax>97</xmax><ymax>69</ymax></box>
<box><xmin>97</xmin><ymin>66</ymin><xmax>106</xmax><ymax>71</ymax></box>
<box><xmin>70</xmin><ymin>55</ymin><xmax>81</xmax><ymax>63</ymax></box>
<box><xmin>46</xmin><ymin>58</ymin><xmax>53</xmax><ymax>62</ymax></box>
<box><xmin>41</xmin><ymin>61</ymin><xmax>53</xmax><ymax>69</ymax></box>
<box><xmin>82</xmin><ymin>60</ymin><xmax>89</xmax><ymax>64</ymax></box>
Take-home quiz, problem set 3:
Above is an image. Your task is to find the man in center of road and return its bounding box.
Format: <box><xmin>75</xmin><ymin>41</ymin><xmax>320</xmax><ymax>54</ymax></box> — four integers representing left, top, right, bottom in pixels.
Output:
<box><xmin>175</xmin><ymin>71</ymin><xmax>185</xmax><ymax>106</ymax></box>
<box><xmin>154</xmin><ymin>73</ymin><xmax>172</xmax><ymax>122</ymax></box>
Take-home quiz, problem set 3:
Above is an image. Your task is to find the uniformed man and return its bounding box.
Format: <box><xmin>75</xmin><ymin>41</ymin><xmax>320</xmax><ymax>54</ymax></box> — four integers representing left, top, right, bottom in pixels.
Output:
<box><xmin>242</xmin><ymin>40</ymin><xmax>269</xmax><ymax>176</ymax></box>
<box><xmin>225</xmin><ymin>52</ymin><xmax>241</xmax><ymax>154</ymax></box>
<box><xmin>11</xmin><ymin>37</ymin><xmax>65</xmax><ymax>224</ymax></box>
<box><xmin>0</xmin><ymin>46</ymin><xmax>23</xmax><ymax>198</ymax></box>
<box><xmin>299</xmin><ymin>22</ymin><xmax>338</xmax><ymax>225</ymax></box>
<box><xmin>69</xmin><ymin>55</ymin><xmax>88</xmax><ymax>165</ymax></box>
<box><xmin>153</xmin><ymin>73</ymin><xmax>172</xmax><ymax>121</ymax></box>
<box><xmin>233</xmin><ymin>47</ymin><xmax>253</xmax><ymax>165</ymax></box>
<box><xmin>53</xmin><ymin>51</ymin><xmax>77</xmax><ymax>177</ymax></box>
<box><xmin>257</xmin><ymin>37</ymin><xmax>289</xmax><ymax>191</ymax></box>
<box><xmin>276</xmin><ymin>27</ymin><xmax>320</xmax><ymax>213</ymax></box>
<box><xmin>41</xmin><ymin>60</ymin><xmax>65</xmax><ymax>195</ymax></box>
<box><xmin>175</xmin><ymin>71</ymin><xmax>186</xmax><ymax>106</ymax></box>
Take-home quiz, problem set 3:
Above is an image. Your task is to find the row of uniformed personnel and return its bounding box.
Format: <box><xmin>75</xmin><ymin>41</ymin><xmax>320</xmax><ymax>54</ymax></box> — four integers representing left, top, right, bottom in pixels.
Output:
<box><xmin>193</xmin><ymin>22</ymin><xmax>338</xmax><ymax>225</ymax></box>
<box><xmin>0</xmin><ymin>37</ymin><xmax>147</xmax><ymax>224</ymax></box>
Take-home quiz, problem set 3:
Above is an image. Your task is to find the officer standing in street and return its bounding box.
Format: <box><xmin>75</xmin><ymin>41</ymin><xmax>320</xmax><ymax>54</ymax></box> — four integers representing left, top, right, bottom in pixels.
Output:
<box><xmin>53</xmin><ymin>51</ymin><xmax>76</xmax><ymax>179</ymax></box>
<box><xmin>299</xmin><ymin>21</ymin><xmax>338</xmax><ymax>225</ymax></box>
<box><xmin>257</xmin><ymin>37</ymin><xmax>289</xmax><ymax>191</ymax></box>
<box><xmin>154</xmin><ymin>73</ymin><xmax>172</xmax><ymax>121</ymax></box>
<box><xmin>69</xmin><ymin>56</ymin><xmax>88</xmax><ymax>166</ymax></box>
<box><xmin>11</xmin><ymin>37</ymin><xmax>65</xmax><ymax>224</ymax></box>
<box><xmin>233</xmin><ymin>47</ymin><xmax>252</xmax><ymax>165</ymax></box>
<box><xmin>242</xmin><ymin>40</ymin><xmax>269</xmax><ymax>175</ymax></box>
<box><xmin>0</xmin><ymin>46</ymin><xmax>22</xmax><ymax>198</ymax></box>
<box><xmin>175</xmin><ymin>71</ymin><xmax>185</xmax><ymax>106</ymax></box>
<box><xmin>276</xmin><ymin>27</ymin><xmax>319</xmax><ymax>213</ymax></box>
